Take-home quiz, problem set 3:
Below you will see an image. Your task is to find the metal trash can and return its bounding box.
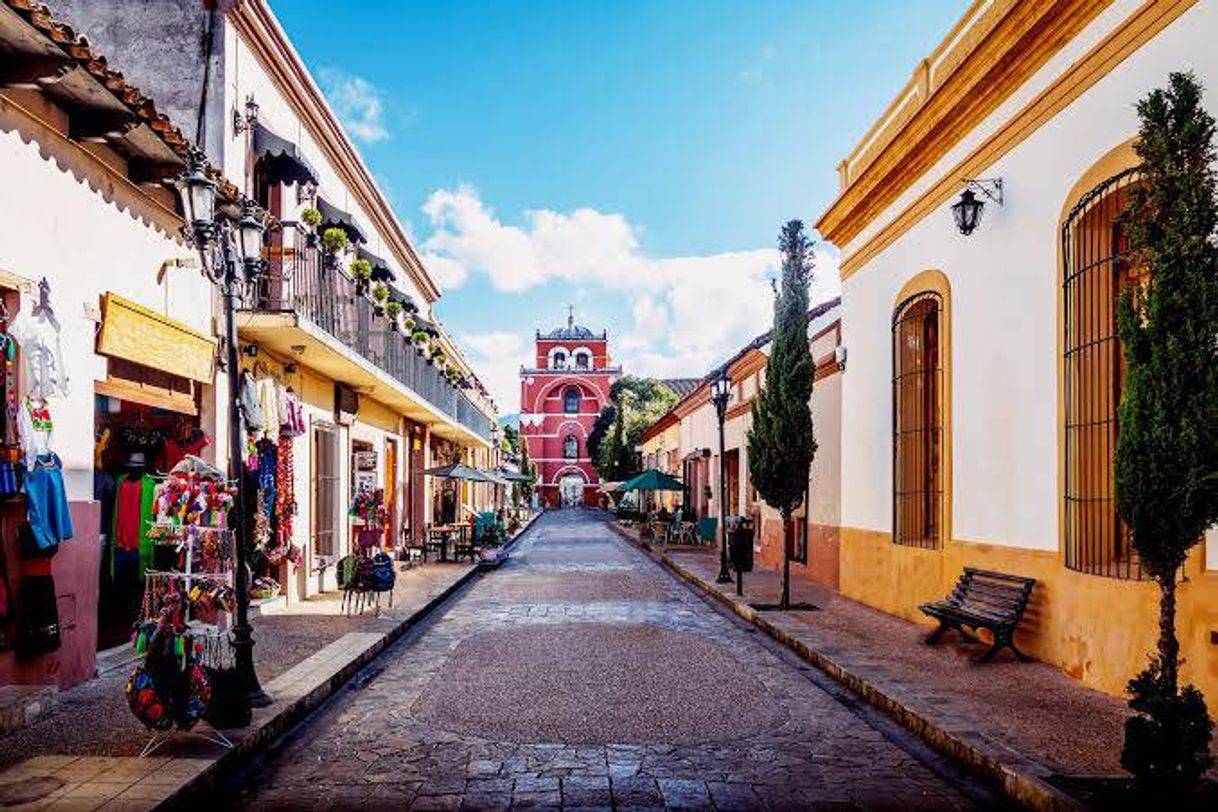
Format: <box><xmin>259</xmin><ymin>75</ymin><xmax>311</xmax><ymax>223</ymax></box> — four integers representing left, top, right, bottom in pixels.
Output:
<box><xmin>729</xmin><ymin>518</ymin><xmax>754</xmax><ymax>573</ymax></box>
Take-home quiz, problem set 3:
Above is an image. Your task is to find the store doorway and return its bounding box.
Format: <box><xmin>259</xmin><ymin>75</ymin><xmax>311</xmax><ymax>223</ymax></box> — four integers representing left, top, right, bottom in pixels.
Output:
<box><xmin>94</xmin><ymin>372</ymin><xmax>207</xmax><ymax>652</ymax></box>
<box><xmin>384</xmin><ymin>437</ymin><xmax>398</xmax><ymax>548</ymax></box>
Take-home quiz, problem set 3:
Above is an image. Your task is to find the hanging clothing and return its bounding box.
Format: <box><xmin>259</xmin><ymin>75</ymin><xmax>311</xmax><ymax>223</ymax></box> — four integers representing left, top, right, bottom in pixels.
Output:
<box><xmin>162</xmin><ymin>431</ymin><xmax>208</xmax><ymax>471</ymax></box>
<box><xmin>17</xmin><ymin>397</ymin><xmax>53</xmax><ymax>469</ymax></box>
<box><xmin>112</xmin><ymin>473</ymin><xmax>155</xmax><ymax>578</ymax></box>
<box><xmin>24</xmin><ymin>453</ymin><xmax>73</xmax><ymax>552</ymax></box>
<box><xmin>239</xmin><ymin>371</ymin><xmax>262</xmax><ymax>433</ymax></box>
<box><xmin>9</xmin><ymin>307</ymin><xmax>68</xmax><ymax>399</ymax></box>
<box><xmin>256</xmin><ymin>377</ymin><xmax>280</xmax><ymax>437</ymax></box>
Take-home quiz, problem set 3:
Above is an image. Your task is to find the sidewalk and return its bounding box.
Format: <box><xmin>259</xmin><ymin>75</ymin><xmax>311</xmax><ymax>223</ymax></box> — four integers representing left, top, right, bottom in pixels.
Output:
<box><xmin>0</xmin><ymin>516</ymin><xmax>531</xmax><ymax>812</ymax></box>
<box><xmin>614</xmin><ymin>525</ymin><xmax>1141</xmax><ymax>811</ymax></box>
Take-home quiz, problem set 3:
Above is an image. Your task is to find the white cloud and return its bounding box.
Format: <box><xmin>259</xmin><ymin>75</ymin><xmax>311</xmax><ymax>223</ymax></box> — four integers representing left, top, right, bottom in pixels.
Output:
<box><xmin>422</xmin><ymin>186</ymin><xmax>843</xmax><ymax>411</ymax></box>
<box><xmin>455</xmin><ymin>331</ymin><xmax>532</xmax><ymax>409</ymax></box>
<box><xmin>319</xmin><ymin>68</ymin><xmax>390</xmax><ymax>143</ymax></box>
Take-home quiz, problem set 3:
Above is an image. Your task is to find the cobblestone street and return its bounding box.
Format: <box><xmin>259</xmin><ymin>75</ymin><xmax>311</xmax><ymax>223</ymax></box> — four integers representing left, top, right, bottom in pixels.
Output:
<box><xmin>231</xmin><ymin>511</ymin><xmax>986</xmax><ymax>810</ymax></box>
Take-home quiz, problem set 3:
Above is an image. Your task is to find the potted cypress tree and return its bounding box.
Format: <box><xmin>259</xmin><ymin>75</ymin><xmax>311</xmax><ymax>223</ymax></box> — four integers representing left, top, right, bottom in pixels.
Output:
<box><xmin>1115</xmin><ymin>71</ymin><xmax>1217</xmax><ymax>797</ymax></box>
<box><xmin>746</xmin><ymin>220</ymin><xmax>817</xmax><ymax>611</ymax></box>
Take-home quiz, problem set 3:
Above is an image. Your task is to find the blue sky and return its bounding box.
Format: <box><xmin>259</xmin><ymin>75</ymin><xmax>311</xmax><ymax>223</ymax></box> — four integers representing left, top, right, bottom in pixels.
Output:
<box><xmin>274</xmin><ymin>0</ymin><xmax>968</xmax><ymax>410</ymax></box>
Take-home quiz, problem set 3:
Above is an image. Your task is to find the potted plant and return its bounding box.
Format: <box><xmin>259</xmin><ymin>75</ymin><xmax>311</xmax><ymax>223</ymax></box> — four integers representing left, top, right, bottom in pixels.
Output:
<box><xmin>349</xmin><ymin>258</ymin><xmax>373</xmax><ymax>294</ymax></box>
<box><xmin>300</xmin><ymin>206</ymin><xmax>322</xmax><ymax>247</ymax></box>
<box><xmin>320</xmin><ymin>227</ymin><xmax>348</xmax><ymax>269</ymax></box>
<box><xmin>385</xmin><ymin>300</ymin><xmax>404</xmax><ymax>331</ymax></box>
<box><xmin>431</xmin><ymin>349</ymin><xmax>446</xmax><ymax>368</ymax></box>
<box><xmin>370</xmin><ymin>281</ymin><xmax>389</xmax><ymax>315</ymax></box>
<box><xmin>402</xmin><ymin>317</ymin><xmax>416</xmax><ymax>333</ymax></box>
<box><xmin>412</xmin><ymin>330</ymin><xmax>430</xmax><ymax>357</ymax></box>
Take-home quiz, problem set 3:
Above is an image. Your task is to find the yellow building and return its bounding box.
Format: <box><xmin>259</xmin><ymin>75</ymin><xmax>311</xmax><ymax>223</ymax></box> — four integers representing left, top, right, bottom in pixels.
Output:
<box><xmin>818</xmin><ymin>0</ymin><xmax>1218</xmax><ymax>702</ymax></box>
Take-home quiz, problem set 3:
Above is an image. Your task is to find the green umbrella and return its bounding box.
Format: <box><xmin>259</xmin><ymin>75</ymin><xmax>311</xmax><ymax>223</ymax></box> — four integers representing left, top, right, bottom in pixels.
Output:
<box><xmin>621</xmin><ymin>468</ymin><xmax>685</xmax><ymax>492</ymax></box>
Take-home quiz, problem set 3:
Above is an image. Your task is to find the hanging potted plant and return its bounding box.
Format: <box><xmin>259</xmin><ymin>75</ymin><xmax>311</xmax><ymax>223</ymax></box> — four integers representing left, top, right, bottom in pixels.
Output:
<box><xmin>385</xmin><ymin>300</ymin><xmax>404</xmax><ymax>331</ymax></box>
<box><xmin>300</xmin><ymin>206</ymin><xmax>322</xmax><ymax>248</ymax></box>
<box><xmin>369</xmin><ymin>282</ymin><xmax>389</xmax><ymax>316</ymax></box>
<box><xmin>320</xmin><ymin>227</ymin><xmax>348</xmax><ymax>270</ymax></box>
<box><xmin>412</xmin><ymin>329</ymin><xmax>430</xmax><ymax>357</ymax></box>
<box><xmin>350</xmin><ymin>258</ymin><xmax>373</xmax><ymax>294</ymax></box>
<box><xmin>402</xmin><ymin>317</ymin><xmax>416</xmax><ymax>334</ymax></box>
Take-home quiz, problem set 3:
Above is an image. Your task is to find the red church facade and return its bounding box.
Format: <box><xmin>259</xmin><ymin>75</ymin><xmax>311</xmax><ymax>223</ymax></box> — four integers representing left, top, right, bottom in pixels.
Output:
<box><xmin>520</xmin><ymin>315</ymin><xmax>619</xmax><ymax>507</ymax></box>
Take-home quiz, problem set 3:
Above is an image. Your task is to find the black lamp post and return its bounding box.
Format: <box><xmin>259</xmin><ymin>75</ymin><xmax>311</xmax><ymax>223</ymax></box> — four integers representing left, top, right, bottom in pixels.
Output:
<box><xmin>176</xmin><ymin>150</ymin><xmax>272</xmax><ymax>708</ymax></box>
<box><xmin>710</xmin><ymin>368</ymin><xmax>733</xmax><ymax>584</ymax></box>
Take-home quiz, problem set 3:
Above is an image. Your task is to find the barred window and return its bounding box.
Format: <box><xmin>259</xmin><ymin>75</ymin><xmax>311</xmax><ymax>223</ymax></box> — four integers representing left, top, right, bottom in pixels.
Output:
<box><xmin>1062</xmin><ymin>168</ymin><xmax>1144</xmax><ymax>579</ymax></box>
<box><xmin>893</xmin><ymin>292</ymin><xmax>943</xmax><ymax>549</ymax></box>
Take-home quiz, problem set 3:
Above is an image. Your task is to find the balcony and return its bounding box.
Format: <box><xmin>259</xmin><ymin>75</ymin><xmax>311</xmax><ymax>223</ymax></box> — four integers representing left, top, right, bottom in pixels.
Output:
<box><xmin>239</xmin><ymin>222</ymin><xmax>493</xmax><ymax>444</ymax></box>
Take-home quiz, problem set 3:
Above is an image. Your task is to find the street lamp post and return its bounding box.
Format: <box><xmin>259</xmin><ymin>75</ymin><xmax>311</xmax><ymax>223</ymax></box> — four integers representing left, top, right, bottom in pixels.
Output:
<box><xmin>176</xmin><ymin>150</ymin><xmax>271</xmax><ymax>708</ymax></box>
<box><xmin>711</xmin><ymin>368</ymin><xmax>733</xmax><ymax>584</ymax></box>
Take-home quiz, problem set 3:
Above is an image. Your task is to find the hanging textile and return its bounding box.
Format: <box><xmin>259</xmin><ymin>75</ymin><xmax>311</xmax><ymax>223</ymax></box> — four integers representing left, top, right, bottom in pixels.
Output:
<box><xmin>256</xmin><ymin>377</ymin><xmax>280</xmax><ymax>437</ymax></box>
<box><xmin>238</xmin><ymin>370</ymin><xmax>262</xmax><ymax>433</ymax></box>
<box><xmin>9</xmin><ymin>302</ymin><xmax>69</xmax><ymax>399</ymax></box>
<box><xmin>17</xmin><ymin>397</ymin><xmax>53</xmax><ymax>469</ymax></box>
<box><xmin>16</xmin><ymin>523</ymin><xmax>58</xmax><ymax>657</ymax></box>
<box><xmin>112</xmin><ymin>472</ymin><xmax>155</xmax><ymax>578</ymax></box>
<box><xmin>24</xmin><ymin>453</ymin><xmax>73</xmax><ymax>552</ymax></box>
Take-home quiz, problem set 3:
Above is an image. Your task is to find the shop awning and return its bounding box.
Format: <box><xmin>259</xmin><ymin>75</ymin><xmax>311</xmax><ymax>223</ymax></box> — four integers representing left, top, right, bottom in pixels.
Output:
<box><xmin>97</xmin><ymin>293</ymin><xmax>216</xmax><ymax>384</ymax></box>
<box><xmin>356</xmin><ymin>246</ymin><xmax>396</xmax><ymax>282</ymax></box>
<box><xmin>317</xmin><ymin>197</ymin><xmax>366</xmax><ymax>244</ymax></box>
<box><xmin>253</xmin><ymin>122</ymin><xmax>318</xmax><ymax>187</ymax></box>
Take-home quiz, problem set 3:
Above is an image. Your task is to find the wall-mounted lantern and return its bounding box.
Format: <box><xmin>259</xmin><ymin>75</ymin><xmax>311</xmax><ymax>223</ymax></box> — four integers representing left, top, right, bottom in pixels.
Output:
<box><xmin>951</xmin><ymin>178</ymin><xmax>1003</xmax><ymax>236</ymax></box>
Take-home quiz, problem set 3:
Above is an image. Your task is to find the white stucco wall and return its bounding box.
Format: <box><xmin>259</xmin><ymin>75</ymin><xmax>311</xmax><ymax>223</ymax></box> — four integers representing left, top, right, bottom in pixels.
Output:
<box><xmin>222</xmin><ymin>26</ymin><xmax>430</xmax><ymax>312</ymax></box>
<box><xmin>838</xmin><ymin>2</ymin><xmax>1218</xmax><ymax>554</ymax></box>
<box><xmin>0</xmin><ymin>106</ymin><xmax>210</xmax><ymax>501</ymax></box>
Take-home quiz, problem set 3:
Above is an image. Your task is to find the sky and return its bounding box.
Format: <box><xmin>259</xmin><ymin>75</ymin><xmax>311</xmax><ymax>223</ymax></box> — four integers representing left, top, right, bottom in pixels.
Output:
<box><xmin>273</xmin><ymin>0</ymin><xmax>968</xmax><ymax>413</ymax></box>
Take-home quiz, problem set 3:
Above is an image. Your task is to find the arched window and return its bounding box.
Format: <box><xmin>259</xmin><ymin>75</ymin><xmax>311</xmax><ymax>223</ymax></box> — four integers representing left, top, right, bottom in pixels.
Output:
<box><xmin>893</xmin><ymin>291</ymin><xmax>942</xmax><ymax>549</ymax></box>
<box><xmin>574</xmin><ymin>351</ymin><xmax>590</xmax><ymax>370</ymax></box>
<box><xmin>1063</xmin><ymin>167</ymin><xmax>1144</xmax><ymax>579</ymax></box>
<box><xmin>551</xmin><ymin>351</ymin><xmax>567</xmax><ymax>370</ymax></box>
<box><xmin>564</xmin><ymin>435</ymin><xmax>579</xmax><ymax>459</ymax></box>
<box><xmin>563</xmin><ymin>386</ymin><xmax>580</xmax><ymax>414</ymax></box>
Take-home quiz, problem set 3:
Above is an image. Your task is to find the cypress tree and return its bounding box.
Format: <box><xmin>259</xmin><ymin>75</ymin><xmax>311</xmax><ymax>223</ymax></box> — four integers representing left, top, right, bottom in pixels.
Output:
<box><xmin>746</xmin><ymin>220</ymin><xmax>817</xmax><ymax>609</ymax></box>
<box><xmin>1115</xmin><ymin>71</ymin><xmax>1217</xmax><ymax>789</ymax></box>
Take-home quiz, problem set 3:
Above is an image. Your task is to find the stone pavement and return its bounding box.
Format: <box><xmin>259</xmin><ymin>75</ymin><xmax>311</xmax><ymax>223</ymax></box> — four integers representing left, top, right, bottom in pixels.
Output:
<box><xmin>231</xmin><ymin>510</ymin><xmax>984</xmax><ymax>810</ymax></box>
<box><xmin>0</xmin><ymin>557</ymin><xmax>480</xmax><ymax>810</ymax></box>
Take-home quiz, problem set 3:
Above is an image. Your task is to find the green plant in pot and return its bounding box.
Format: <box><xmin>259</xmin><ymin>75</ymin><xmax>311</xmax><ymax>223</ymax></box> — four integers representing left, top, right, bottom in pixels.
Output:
<box><xmin>402</xmin><ymin>317</ymin><xmax>416</xmax><ymax>333</ymax></box>
<box><xmin>385</xmin><ymin>300</ymin><xmax>404</xmax><ymax>330</ymax></box>
<box><xmin>350</xmin><ymin>258</ymin><xmax>373</xmax><ymax>294</ymax></box>
<box><xmin>431</xmin><ymin>349</ymin><xmax>446</xmax><ymax>367</ymax></box>
<box><xmin>412</xmin><ymin>330</ymin><xmax>430</xmax><ymax>357</ymax></box>
<box><xmin>320</xmin><ymin>227</ymin><xmax>348</xmax><ymax>269</ymax></box>
<box><xmin>300</xmin><ymin>206</ymin><xmax>322</xmax><ymax>247</ymax></box>
<box><xmin>370</xmin><ymin>281</ymin><xmax>389</xmax><ymax>316</ymax></box>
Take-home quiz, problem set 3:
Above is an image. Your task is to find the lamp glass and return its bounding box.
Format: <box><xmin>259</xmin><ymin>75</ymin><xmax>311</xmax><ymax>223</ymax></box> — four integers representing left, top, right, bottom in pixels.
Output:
<box><xmin>178</xmin><ymin>166</ymin><xmax>216</xmax><ymax>232</ymax></box>
<box><xmin>712</xmin><ymin>372</ymin><xmax>731</xmax><ymax>400</ymax></box>
<box><xmin>237</xmin><ymin>205</ymin><xmax>265</xmax><ymax>265</ymax></box>
<box><xmin>952</xmin><ymin>188</ymin><xmax>984</xmax><ymax>235</ymax></box>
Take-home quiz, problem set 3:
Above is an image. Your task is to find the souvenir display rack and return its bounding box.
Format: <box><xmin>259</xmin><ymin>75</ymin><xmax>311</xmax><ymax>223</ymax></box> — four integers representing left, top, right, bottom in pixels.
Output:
<box><xmin>126</xmin><ymin>461</ymin><xmax>239</xmax><ymax>756</ymax></box>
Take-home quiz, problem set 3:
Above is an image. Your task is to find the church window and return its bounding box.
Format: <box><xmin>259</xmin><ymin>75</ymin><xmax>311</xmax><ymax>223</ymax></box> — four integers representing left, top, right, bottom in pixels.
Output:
<box><xmin>563</xmin><ymin>386</ymin><xmax>580</xmax><ymax>414</ymax></box>
<box><xmin>564</xmin><ymin>434</ymin><xmax>579</xmax><ymax>459</ymax></box>
<box><xmin>552</xmin><ymin>351</ymin><xmax>567</xmax><ymax>370</ymax></box>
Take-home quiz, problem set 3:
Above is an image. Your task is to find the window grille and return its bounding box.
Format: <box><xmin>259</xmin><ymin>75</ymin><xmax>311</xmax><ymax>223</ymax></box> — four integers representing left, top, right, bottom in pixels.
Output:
<box><xmin>892</xmin><ymin>291</ymin><xmax>943</xmax><ymax>549</ymax></box>
<box><xmin>1062</xmin><ymin>167</ymin><xmax>1144</xmax><ymax>579</ymax></box>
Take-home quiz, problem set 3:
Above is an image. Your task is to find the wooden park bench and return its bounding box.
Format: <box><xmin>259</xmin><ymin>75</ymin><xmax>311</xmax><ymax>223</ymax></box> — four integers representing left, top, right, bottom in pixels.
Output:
<box><xmin>919</xmin><ymin>568</ymin><xmax>1036</xmax><ymax>662</ymax></box>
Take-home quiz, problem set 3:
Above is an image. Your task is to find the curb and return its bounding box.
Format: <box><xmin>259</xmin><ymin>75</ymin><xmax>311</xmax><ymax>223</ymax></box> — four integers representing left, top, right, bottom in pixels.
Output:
<box><xmin>159</xmin><ymin>517</ymin><xmax>546</xmax><ymax>807</ymax></box>
<box><xmin>608</xmin><ymin>521</ymin><xmax>1081</xmax><ymax>812</ymax></box>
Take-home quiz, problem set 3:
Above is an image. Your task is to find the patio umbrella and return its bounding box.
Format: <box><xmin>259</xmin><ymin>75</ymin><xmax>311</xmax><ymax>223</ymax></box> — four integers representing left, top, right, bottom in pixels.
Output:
<box><xmin>424</xmin><ymin>462</ymin><xmax>495</xmax><ymax>482</ymax></box>
<box><xmin>496</xmin><ymin>468</ymin><xmax>535</xmax><ymax>483</ymax></box>
<box><xmin>620</xmin><ymin>469</ymin><xmax>684</xmax><ymax>492</ymax></box>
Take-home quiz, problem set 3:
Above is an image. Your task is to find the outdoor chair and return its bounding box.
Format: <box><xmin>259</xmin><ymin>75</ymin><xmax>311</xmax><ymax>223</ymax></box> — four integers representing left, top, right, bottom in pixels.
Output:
<box><xmin>698</xmin><ymin>517</ymin><xmax>717</xmax><ymax>546</ymax></box>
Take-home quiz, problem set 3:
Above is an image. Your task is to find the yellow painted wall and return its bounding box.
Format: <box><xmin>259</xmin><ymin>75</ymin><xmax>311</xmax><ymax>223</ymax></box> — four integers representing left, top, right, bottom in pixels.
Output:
<box><xmin>839</xmin><ymin>528</ymin><xmax>1218</xmax><ymax>706</ymax></box>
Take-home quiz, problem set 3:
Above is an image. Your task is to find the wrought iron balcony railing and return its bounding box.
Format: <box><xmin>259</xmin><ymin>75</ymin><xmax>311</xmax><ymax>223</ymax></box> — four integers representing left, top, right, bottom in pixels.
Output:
<box><xmin>251</xmin><ymin>222</ymin><xmax>493</xmax><ymax>441</ymax></box>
